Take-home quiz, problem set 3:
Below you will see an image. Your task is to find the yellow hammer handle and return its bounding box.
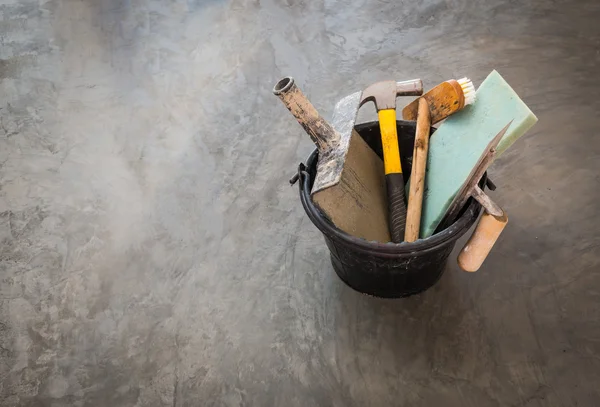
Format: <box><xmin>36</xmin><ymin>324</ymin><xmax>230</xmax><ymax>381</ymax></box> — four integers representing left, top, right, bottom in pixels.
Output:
<box><xmin>378</xmin><ymin>109</ymin><xmax>407</xmax><ymax>242</ymax></box>
<box><xmin>378</xmin><ymin>109</ymin><xmax>402</xmax><ymax>174</ymax></box>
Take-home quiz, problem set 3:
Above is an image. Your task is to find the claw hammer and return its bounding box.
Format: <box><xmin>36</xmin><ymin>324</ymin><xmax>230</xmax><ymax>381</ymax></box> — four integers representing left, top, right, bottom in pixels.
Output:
<box><xmin>360</xmin><ymin>79</ymin><xmax>423</xmax><ymax>242</ymax></box>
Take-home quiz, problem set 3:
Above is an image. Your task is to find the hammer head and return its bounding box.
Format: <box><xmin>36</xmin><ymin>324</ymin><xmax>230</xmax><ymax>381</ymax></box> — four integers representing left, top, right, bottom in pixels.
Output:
<box><xmin>360</xmin><ymin>79</ymin><xmax>423</xmax><ymax>111</ymax></box>
<box><xmin>312</xmin><ymin>79</ymin><xmax>422</xmax><ymax>193</ymax></box>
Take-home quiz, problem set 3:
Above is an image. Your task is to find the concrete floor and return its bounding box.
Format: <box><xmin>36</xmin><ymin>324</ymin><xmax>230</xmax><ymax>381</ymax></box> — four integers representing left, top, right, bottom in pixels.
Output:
<box><xmin>1</xmin><ymin>0</ymin><xmax>599</xmax><ymax>405</ymax></box>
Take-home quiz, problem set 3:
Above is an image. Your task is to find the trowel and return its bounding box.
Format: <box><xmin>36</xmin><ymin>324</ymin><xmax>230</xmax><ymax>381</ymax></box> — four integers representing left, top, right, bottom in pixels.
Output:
<box><xmin>273</xmin><ymin>77</ymin><xmax>422</xmax><ymax>242</ymax></box>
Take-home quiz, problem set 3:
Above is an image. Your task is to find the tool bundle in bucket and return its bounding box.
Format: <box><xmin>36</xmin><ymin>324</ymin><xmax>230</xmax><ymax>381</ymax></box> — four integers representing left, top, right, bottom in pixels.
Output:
<box><xmin>274</xmin><ymin>70</ymin><xmax>537</xmax><ymax>272</ymax></box>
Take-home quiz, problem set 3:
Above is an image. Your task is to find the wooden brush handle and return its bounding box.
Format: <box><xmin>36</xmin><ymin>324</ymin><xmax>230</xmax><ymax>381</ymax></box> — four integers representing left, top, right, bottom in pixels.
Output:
<box><xmin>405</xmin><ymin>98</ymin><xmax>431</xmax><ymax>242</ymax></box>
<box><xmin>401</xmin><ymin>80</ymin><xmax>464</xmax><ymax>124</ymax></box>
<box><xmin>273</xmin><ymin>77</ymin><xmax>339</xmax><ymax>152</ymax></box>
<box><xmin>458</xmin><ymin>211</ymin><xmax>508</xmax><ymax>272</ymax></box>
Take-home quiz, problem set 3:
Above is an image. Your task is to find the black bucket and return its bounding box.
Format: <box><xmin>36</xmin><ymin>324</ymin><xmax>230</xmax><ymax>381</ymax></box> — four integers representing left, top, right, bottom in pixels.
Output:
<box><xmin>296</xmin><ymin>120</ymin><xmax>484</xmax><ymax>298</ymax></box>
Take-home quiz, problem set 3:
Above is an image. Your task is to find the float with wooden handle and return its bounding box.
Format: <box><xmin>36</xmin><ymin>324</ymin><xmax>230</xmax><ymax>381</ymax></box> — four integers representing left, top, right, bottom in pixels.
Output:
<box><xmin>431</xmin><ymin>121</ymin><xmax>513</xmax><ymax>272</ymax></box>
<box><xmin>436</xmin><ymin>121</ymin><xmax>512</xmax><ymax>232</ymax></box>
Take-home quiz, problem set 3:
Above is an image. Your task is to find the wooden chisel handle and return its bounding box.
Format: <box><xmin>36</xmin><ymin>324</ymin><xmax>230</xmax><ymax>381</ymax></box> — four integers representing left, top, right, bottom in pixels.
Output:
<box><xmin>273</xmin><ymin>77</ymin><xmax>339</xmax><ymax>152</ymax></box>
<box><xmin>405</xmin><ymin>97</ymin><xmax>431</xmax><ymax>242</ymax></box>
<box><xmin>458</xmin><ymin>210</ymin><xmax>508</xmax><ymax>272</ymax></box>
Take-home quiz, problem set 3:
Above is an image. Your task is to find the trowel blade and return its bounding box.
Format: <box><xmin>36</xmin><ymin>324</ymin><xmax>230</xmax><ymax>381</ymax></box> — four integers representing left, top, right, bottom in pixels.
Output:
<box><xmin>312</xmin><ymin>91</ymin><xmax>362</xmax><ymax>194</ymax></box>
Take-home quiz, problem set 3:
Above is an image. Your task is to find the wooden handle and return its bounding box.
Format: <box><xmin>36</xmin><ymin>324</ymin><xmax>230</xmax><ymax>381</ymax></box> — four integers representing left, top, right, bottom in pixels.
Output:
<box><xmin>273</xmin><ymin>77</ymin><xmax>339</xmax><ymax>152</ymax></box>
<box><xmin>405</xmin><ymin>98</ymin><xmax>430</xmax><ymax>242</ymax></box>
<box><xmin>401</xmin><ymin>80</ymin><xmax>463</xmax><ymax>124</ymax></box>
<box><xmin>458</xmin><ymin>211</ymin><xmax>508</xmax><ymax>272</ymax></box>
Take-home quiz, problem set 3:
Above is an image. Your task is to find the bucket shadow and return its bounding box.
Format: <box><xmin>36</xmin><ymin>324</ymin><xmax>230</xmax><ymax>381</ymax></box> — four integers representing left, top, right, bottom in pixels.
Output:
<box><xmin>324</xmin><ymin>261</ymin><xmax>487</xmax><ymax>399</ymax></box>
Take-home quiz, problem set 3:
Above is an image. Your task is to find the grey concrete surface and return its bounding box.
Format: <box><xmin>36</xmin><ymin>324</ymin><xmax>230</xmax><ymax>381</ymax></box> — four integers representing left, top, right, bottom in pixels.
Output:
<box><xmin>0</xmin><ymin>0</ymin><xmax>599</xmax><ymax>405</ymax></box>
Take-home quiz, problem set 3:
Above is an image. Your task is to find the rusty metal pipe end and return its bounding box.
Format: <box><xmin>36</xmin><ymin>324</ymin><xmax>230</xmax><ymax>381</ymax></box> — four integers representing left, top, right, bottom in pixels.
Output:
<box><xmin>273</xmin><ymin>77</ymin><xmax>295</xmax><ymax>95</ymax></box>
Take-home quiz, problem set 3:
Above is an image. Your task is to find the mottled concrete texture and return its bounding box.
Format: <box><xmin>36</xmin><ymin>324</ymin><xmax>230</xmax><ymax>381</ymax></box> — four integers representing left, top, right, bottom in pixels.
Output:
<box><xmin>0</xmin><ymin>0</ymin><xmax>599</xmax><ymax>406</ymax></box>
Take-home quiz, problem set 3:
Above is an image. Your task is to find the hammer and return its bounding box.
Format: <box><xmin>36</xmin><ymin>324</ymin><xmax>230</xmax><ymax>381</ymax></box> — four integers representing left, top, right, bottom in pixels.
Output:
<box><xmin>360</xmin><ymin>79</ymin><xmax>423</xmax><ymax>242</ymax></box>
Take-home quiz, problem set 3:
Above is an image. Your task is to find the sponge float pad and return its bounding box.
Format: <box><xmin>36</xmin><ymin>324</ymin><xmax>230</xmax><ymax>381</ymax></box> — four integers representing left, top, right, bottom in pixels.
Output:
<box><xmin>418</xmin><ymin>70</ymin><xmax>538</xmax><ymax>238</ymax></box>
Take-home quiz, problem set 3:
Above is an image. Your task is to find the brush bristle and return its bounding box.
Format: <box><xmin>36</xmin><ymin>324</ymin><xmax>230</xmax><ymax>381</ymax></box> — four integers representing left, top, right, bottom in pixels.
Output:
<box><xmin>458</xmin><ymin>77</ymin><xmax>476</xmax><ymax>106</ymax></box>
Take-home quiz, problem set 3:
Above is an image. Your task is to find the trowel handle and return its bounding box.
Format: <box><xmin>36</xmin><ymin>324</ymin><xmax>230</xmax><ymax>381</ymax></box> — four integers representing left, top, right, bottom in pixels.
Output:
<box><xmin>458</xmin><ymin>211</ymin><xmax>508</xmax><ymax>272</ymax></box>
<box><xmin>273</xmin><ymin>77</ymin><xmax>339</xmax><ymax>152</ymax></box>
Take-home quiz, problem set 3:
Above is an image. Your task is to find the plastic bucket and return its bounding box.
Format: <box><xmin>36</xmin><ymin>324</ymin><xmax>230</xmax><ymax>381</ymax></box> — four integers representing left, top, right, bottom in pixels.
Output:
<box><xmin>296</xmin><ymin>120</ymin><xmax>483</xmax><ymax>298</ymax></box>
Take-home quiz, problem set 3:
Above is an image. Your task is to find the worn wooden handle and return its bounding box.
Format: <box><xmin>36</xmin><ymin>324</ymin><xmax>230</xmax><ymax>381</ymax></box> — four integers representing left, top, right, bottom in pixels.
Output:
<box><xmin>405</xmin><ymin>98</ymin><xmax>430</xmax><ymax>242</ymax></box>
<box><xmin>401</xmin><ymin>80</ymin><xmax>464</xmax><ymax>124</ymax></box>
<box><xmin>273</xmin><ymin>77</ymin><xmax>339</xmax><ymax>152</ymax></box>
<box><xmin>458</xmin><ymin>211</ymin><xmax>508</xmax><ymax>272</ymax></box>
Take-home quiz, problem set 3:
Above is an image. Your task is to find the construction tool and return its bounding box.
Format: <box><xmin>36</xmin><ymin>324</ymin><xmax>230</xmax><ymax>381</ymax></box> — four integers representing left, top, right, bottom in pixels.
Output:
<box><xmin>437</xmin><ymin>122</ymin><xmax>512</xmax><ymax>272</ymax></box>
<box><xmin>418</xmin><ymin>70</ymin><xmax>538</xmax><ymax>238</ymax></box>
<box><xmin>404</xmin><ymin>98</ymin><xmax>431</xmax><ymax>242</ymax></box>
<box><xmin>273</xmin><ymin>77</ymin><xmax>391</xmax><ymax>242</ymax></box>
<box><xmin>457</xmin><ymin>188</ymin><xmax>508</xmax><ymax>272</ymax></box>
<box><xmin>359</xmin><ymin>79</ymin><xmax>423</xmax><ymax>242</ymax></box>
<box><xmin>402</xmin><ymin>78</ymin><xmax>476</xmax><ymax>124</ymax></box>
<box><xmin>437</xmin><ymin>121</ymin><xmax>512</xmax><ymax>231</ymax></box>
<box><xmin>403</xmin><ymin>78</ymin><xmax>476</xmax><ymax>242</ymax></box>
